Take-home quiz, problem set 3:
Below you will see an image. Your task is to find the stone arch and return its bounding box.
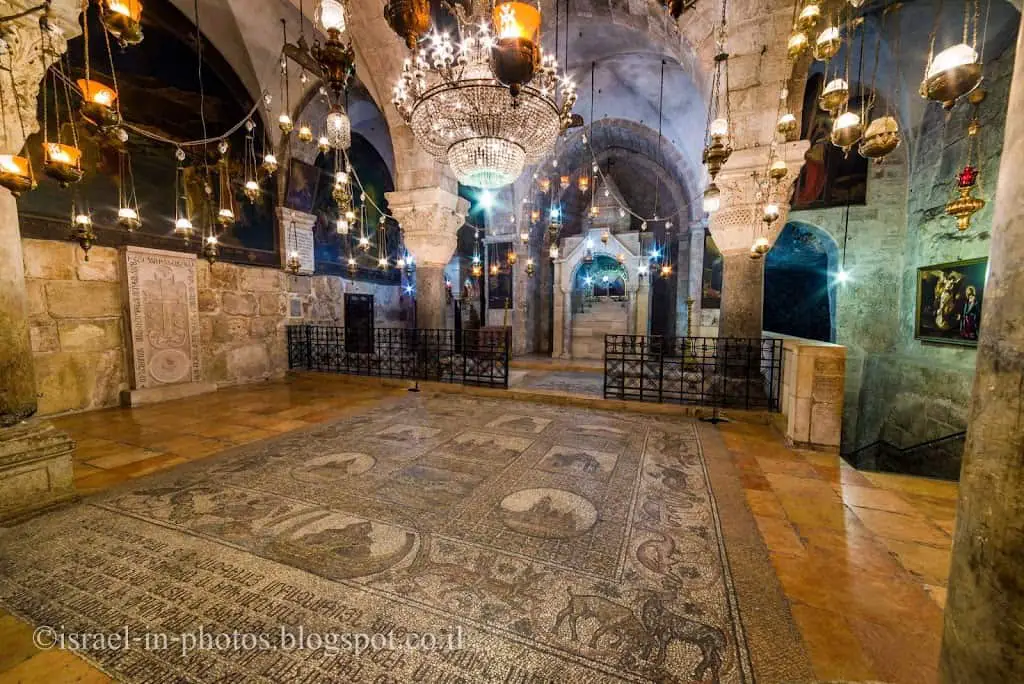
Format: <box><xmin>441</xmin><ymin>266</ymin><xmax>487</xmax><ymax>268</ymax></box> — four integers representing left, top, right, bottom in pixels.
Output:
<box><xmin>764</xmin><ymin>220</ymin><xmax>841</xmax><ymax>342</ymax></box>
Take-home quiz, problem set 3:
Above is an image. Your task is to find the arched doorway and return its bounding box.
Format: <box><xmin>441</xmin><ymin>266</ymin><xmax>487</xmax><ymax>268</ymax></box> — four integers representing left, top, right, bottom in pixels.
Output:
<box><xmin>764</xmin><ymin>222</ymin><xmax>839</xmax><ymax>342</ymax></box>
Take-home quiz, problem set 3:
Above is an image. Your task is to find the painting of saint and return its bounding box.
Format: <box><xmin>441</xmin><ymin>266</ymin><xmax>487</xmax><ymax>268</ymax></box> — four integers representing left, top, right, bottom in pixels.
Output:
<box><xmin>791</xmin><ymin>74</ymin><xmax>868</xmax><ymax>209</ymax></box>
<box><xmin>915</xmin><ymin>258</ymin><xmax>988</xmax><ymax>346</ymax></box>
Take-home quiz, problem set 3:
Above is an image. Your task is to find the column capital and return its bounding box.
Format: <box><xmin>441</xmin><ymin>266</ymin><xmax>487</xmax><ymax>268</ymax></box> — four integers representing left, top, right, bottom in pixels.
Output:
<box><xmin>385</xmin><ymin>187</ymin><xmax>470</xmax><ymax>266</ymax></box>
<box><xmin>1</xmin><ymin>1</ymin><xmax>81</xmax><ymax>151</ymax></box>
<box><xmin>710</xmin><ymin>140</ymin><xmax>809</xmax><ymax>255</ymax></box>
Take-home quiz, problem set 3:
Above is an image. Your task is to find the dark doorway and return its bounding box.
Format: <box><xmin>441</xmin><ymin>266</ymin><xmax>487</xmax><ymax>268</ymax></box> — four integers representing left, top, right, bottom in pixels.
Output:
<box><xmin>763</xmin><ymin>222</ymin><xmax>837</xmax><ymax>342</ymax></box>
<box><xmin>345</xmin><ymin>294</ymin><xmax>375</xmax><ymax>353</ymax></box>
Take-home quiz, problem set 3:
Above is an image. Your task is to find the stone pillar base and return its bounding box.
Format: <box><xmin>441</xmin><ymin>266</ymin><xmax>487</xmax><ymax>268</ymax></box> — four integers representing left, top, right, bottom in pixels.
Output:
<box><xmin>0</xmin><ymin>420</ymin><xmax>77</xmax><ymax>525</ymax></box>
<box><xmin>120</xmin><ymin>382</ymin><xmax>218</xmax><ymax>408</ymax></box>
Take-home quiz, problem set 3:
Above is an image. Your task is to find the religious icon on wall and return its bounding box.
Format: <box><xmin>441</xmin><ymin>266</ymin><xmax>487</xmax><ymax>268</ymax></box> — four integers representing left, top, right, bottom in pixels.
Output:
<box><xmin>915</xmin><ymin>257</ymin><xmax>987</xmax><ymax>346</ymax></box>
<box><xmin>286</xmin><ymin>159</ymin><xmax>320</xmax><ymax>213</ymax></box>
<box><xmin>701</xmin><ymin>233</ymin><xmax>723</xmax><ymax>309</ymax></box>
<box><xmin>791</xmin><ymin>74</ymin><xmax>868</xmax><ymax>209</ymax></box>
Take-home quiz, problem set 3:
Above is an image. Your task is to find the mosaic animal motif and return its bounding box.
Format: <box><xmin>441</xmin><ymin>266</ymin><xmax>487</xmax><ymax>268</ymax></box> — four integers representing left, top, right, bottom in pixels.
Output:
<box><xmin>551</xmin><ymin>590</ymin><xmax>651</xmax><ymax>651</ymax></box>
<box><xmin>636</xmin><ymin>532</ymin><xmax>679</xmax><ymax>576</ymax></box>
<box><xmin>549</xmin><ymin>451</ymin><xmax>602</xmax><ymax>474</ymax></box>
<box><xmin>639</xmin><ymin>592</ymin><xmax>726</xmax><ymax>681</ymax></box>
<box><xmin>650</xmin><ymin>463</ymin><xmax>691</xmax><ymax>492</ymax></box>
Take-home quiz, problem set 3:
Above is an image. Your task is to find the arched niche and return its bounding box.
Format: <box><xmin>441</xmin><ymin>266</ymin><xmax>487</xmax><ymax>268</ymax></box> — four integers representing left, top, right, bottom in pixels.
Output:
<box><xmin>764</xmin><ymin>221</ymin><xmax>841</xmax><ymax>342</ymax></box>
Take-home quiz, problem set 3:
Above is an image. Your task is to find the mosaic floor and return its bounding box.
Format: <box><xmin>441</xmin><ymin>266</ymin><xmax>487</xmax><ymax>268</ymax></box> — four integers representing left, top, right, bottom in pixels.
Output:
<box><xmin>511</xmin><ymin>369</ymin><xmax>606</xmax><ymax>396</ymax></box>
<box><xmin>0</xmin><ymin>393</ymin><xmax>809</xmax><ymax>683</ymax></box>
<box><xmin>0</xmin><ymin>376</ymin><xmax>958</xmax><ymax>683</ymax></box>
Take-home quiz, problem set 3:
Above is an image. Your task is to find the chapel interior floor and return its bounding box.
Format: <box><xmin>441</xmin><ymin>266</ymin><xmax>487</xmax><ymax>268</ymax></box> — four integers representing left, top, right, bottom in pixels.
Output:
<box><xmin>0</xmin><ymin>374</ymin><xmax>957</xmax><ymax>683</ymax></box>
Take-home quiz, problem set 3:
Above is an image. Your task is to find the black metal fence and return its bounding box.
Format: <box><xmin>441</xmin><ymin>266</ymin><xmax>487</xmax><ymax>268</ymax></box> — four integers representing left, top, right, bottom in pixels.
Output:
<box><xmin>603</xmin><ymin>335</ymin><xmax>784</xmax><ymax>411</ymax></box>
<box><xmin>287</xmin><ymin>325</ymin><xmax>511</xmax><ymax>388</ymax></box>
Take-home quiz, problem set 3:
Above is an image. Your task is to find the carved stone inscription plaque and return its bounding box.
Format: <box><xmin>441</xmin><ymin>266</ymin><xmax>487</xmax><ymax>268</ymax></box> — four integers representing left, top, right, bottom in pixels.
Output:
<box><xmin>122</xmin><ymin>247</ymin><xmax>201</xmax><ymax>389</ymax></box>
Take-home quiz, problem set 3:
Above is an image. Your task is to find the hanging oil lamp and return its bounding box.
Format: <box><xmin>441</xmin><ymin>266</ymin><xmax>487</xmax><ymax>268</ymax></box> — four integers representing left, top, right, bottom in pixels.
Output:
<box><xmin>203</xmin><ymin>235</ymin><xmax>219</xmax><ymax>265</ymax></box>
<box><xmin>77</xmin><ymin>79</ymin><xmax>119</xmax><ymax>128</ymax></box>
<box><xmin>600</xmin><ymin>229</ymin><xmax>610</xmax><ymax>244</ymax></box>
<box><xmin>297</xmin><ymin>124</ymin><xmax>314</xmax><ymax>143</ymax></box>
<box><xmin>549</xmin><ymin>244</ymin><xmax>559</xmax><ymax>260</ymax></box>
<box><xmin>752</xmin><ymin>235</ymin><xmax>771</xmax><ymax>256</ymax></box>
<box><xmin>797</xmin><ymin>1</ymin><xmax>821</xmax><ymax>30</ymax></box>
<box><xmin>660</xmin><ymin>263</ymin><xmax>672</xmax><ymax>278</ymax></box>
<box><xmin>378</xmin><ymin>256</ymin><xmax>389</xmax><ymax>270</ymax></box>
<box><xmin>703</xmin><ymin>183</ymin><xmax>721</xmax><ymax>213</ymax></box>
<box><xmin>525</xmin><ymin>257</ymin><xmax>536</xmax><ymax>276</ymax></box>
<box><xmin>539</xmin><ymin>177</ymin><xmax>551</xmax><ymax>193</ymax></box>
<box><xmin>813</xmin><ymin>24</ymin><xmax>841</xmax><ymax>62</ymax></box>
<box><xmin>385</xmin><ymin>0</ymin><xmax>431</xmax><ymax>49</ymax></box>
<box><xmin>507</xmin><ymin>250</ymin><xmax>518</xmax><ymax>265</ymax></box>
<box><xmin>921</xmin><ymin>43</ymin><xmax>982</xmax><ymax>110</ymax></box>
<box><xmin>768</xmin><ymin>159</ymin><xmax>788</xmax><ymax>180</ymax></box>
<box><xmin>347</xmin><ymin>255</ymin><xmax>358</xmax><ymax>272</ymax></box>
<box><xmin>318</xmin><ymin>136</ymin><xmax>331</xmax><ymax>153</ymax></box>
<box><xmin>490</xmin><ymin>1</ymin><xmax>542</xmax><ymax>98</ymax></box>
<box><xmin>0</xmin><ymin>155</ymin><xmax>36</xmax><ymax>196</ymax></box>
<box><xmin>830</xmin><ymin>110</ymin><xmax>863</xmax><ymax>155</ymax></box>
<box><xmin>286</xmin><ymin>249</ymin><xmax>302</xmax><ymax>274</ymax></box>
<box><xmin>762</xmin><ymin>203</ymin><xmax>780</xmax><ymax>225</ymax></box>
<box><xmin>100</xmin><ymin>0</ymin><xmax>143</xmax><ymax>46</ymax></box>
<box><xmin>43</xmin><ymin>143</ymin><xmax>84</xmax><ymax>186</ymax></box>
<box><xmin>577</xmin><ymin>174</ymin><xmax>590</xmax><ymax>192</ymax></box>
<box><xmin>359</xmin><ymin>234</ymin><xmax>371</xmax><ymax>251</ymax></box>
<box><xmin>262</xmin><ymin>153</ymin><xmax>278</xmax><ymax>174</ymax></box>
<box><xmin>777</xmin><ymin>112</ymin><xmax>797</xmax><ymax>137</ymax></box>
<box><xmin>116</xmin><ymin>150</ymin><xmax>141</xmax><ymax>230</ymax></box>
<box><xmin>70</xmin><ymin>204</ymin><xmax>96</xmax><ymax>260</ymax></box>
<box><xmin>788</xmin><ymin>31</ymin><xmax>809</xmax><ymax>59</ymax></box>
<box><xmin>590</xmin><ymin>205</ymin><xmax>600</xmax><ymax>219</ymax></box>
<box><xmin>242</xmin><ymin>121</ymin><xmax>261</xmax><ymax>202</ymax></box>
<box><xmin>616</xmin><ymin>252</ymin><xmax>625</xmax><ymax>264</ymax></box>
<box><xmin>490</xmin><ymin>262</ymin><xmax>500</xmax><ymax>276</ymax></box>
<box><xmin>819</xmin><ymin>78</ymin><xmax>849</xmax><ymax>115</ymax></box>
<box><xmin>559</xmin><ymin>175</ymin><xmax>570</xmax><ymax>190</ymax></box>
<box><xmin>278</xmin><ymin>113</ymin><xmax>294</xmax><ymax>133</ymax></box>
<box><xmin>325</xmin><ymin>105</ymin><xmax>352</xmax><ymax>150</ymax></box>
<box><xmin>859</xmin><ymin>115</ymin><xmax>900</xmax><ymax>160</ymax></box>
<box><xmin>519</xmin><ymin>230</ymin><xmax>529</xmax><ymax>244</ymax></box>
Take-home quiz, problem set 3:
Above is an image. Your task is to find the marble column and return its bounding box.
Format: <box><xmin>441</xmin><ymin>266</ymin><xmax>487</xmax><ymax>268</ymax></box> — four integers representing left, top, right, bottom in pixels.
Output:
<box><xmin>0</xmin><ymin>0</ymin><xmax>80</xmax><ymax>522</ymax></box>
<box><xmin>939</xmin><ymin>17</ymin><xmax>1024</xmax><ymax>682</ymax></box>
<box><xmin>560</xmin><ymin>289</ymin><xmax>573</xmax><ymax>359</ymax></box>
<box><xmin>386</xmin><ymin>187</ymin><xmax>469</xmax><ymax>331</ymax></box>
<box><xmin>710</xmin><ymin>142</ymin><xmax>807</xmax><ymax>340</ymax></box>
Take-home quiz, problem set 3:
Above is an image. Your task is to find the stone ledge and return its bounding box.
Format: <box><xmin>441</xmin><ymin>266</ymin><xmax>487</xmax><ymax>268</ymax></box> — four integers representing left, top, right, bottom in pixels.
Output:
<box><xmin>120</xmin><ymin>382</ymin><xmax>218</xmax><ymax>408</ymax></box>
<box><xmin>0</xmin><ymin>420</ymin><xmax>77</xmax><ymax>525</ymax></box>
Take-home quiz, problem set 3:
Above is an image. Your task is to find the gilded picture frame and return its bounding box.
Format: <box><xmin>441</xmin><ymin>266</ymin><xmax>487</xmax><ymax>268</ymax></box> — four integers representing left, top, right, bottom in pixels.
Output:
<box><xmin>915</xmin><ymin>257</ymin><xmax>987</xmax><ymax>347</ymax></box>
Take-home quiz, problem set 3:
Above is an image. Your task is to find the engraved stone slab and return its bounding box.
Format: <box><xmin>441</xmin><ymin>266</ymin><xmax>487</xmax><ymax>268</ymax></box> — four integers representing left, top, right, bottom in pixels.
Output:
<box><xmin>121</xmin><ymin>246</ymin><xmax>202</xmax><ymax>390</ymax></box>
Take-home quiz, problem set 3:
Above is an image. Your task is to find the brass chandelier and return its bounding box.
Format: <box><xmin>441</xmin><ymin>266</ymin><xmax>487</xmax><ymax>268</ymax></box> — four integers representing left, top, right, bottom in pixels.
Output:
<box><xmin>391</xmin><ymin>0</ymin><xmax>577</xmax><ymax>189</ymax></box>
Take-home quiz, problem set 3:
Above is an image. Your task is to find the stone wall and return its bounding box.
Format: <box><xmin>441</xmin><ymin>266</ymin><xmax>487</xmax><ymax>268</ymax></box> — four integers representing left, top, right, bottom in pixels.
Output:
<box><xmin>788</xmin><ymin>41</ymin><xmax>1014</xmax><ymax>458</ymax></box>
<box><xmin>23</xmin><ymin>240</ymin><xmax>127</xmax><ymax>415</ymax></box>
<box><xmin>22</xmin><ymin>237</ymin><xmax>407</xmax><ymax>416</ymax></box>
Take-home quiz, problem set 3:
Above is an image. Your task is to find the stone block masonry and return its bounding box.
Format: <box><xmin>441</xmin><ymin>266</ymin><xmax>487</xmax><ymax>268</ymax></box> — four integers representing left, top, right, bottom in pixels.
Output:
<box><xmin>21</xmin><ymin>238</ymin><xmax>407</xmax><ymax>417</ymax></box>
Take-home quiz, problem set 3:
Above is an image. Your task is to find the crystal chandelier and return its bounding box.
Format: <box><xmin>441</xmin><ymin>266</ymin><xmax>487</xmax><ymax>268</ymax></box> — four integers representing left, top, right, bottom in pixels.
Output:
<box><xmin>392</xmin><ymin>1</ymin><xmax>577</xmax><ymax>189</ymax></box>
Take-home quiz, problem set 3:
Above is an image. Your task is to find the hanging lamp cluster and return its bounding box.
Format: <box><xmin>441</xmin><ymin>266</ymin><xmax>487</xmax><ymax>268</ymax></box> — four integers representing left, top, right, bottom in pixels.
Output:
<box><xmin>390</xmin><ymin>0</ymin><xmax>577</xmax><ymax>189</ymax></box>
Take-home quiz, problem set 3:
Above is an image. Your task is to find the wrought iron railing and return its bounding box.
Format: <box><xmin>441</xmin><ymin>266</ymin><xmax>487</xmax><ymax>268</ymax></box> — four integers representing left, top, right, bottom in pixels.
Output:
<box><xmin>603</xmin><ymin>335</ymin><xmax>784</xmax><ymax>411</ymax></box>
<box><xmin>287</xmin><ymin>325</ymin><xmax>511</xmax><ymax>388</ymax></box>
<box><xmin>843</xmin><ymin>431</ymin><xmax>965</xmax><ymax>481</ymax></box>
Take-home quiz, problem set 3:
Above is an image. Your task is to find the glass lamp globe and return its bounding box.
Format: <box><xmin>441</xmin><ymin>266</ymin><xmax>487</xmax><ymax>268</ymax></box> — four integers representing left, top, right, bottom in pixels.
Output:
<box><xmin>709</xmin><ymin>117</ymin><xmax>729</xmax><ymax>140</ymax></box>
<box><xmin>703</xmin><ymin>183</ymin><xmax>721</xmax><ymax>213</ymax></box>
<box><xmin>762</xmin><ymin>203</ymin><xmax>780</xmax><ymax>224</ymax></box>
<box><xmin>922</xmin><ymin>43</ymin><xmax>982</xmax><ymax>108</ymax></box>
<box><xmin>316</xmin><ymin>0</ymin><xmax>346</xmax><ymax>34</ymax></box>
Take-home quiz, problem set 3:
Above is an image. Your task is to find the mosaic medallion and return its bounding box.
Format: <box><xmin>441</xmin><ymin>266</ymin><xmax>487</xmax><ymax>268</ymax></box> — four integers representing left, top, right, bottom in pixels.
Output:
<box><xmin>291</xmin><ymin>452</ymin><xmax>376</xmax><ymax>482</ymax></box>
<box><xmin>498</xmin><ymin>487</ymin><xmax>598</xmax><ymax>539</ymax></box>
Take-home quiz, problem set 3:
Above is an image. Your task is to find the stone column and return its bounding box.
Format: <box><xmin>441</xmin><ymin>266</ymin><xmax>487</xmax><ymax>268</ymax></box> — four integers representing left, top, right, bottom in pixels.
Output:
<box><xmin>551</xmin><ymin>259</ymin><xmax>564</xmax><ymax>357</ymax></box>
<box><xmin>939</xmin><ymin>17</ymin><xmax>1024</xmax><ymax>682</ymax></box>
<box><xmin>635</xmin><ymin>277</ymin><xmax>651</xmax><ymax>337</ymax></box>
<box><xmin>0</xmin><ymin>0</ymin><xmax>80</xmax><ymax>522</ymax></box>
<box><xmin>710</xmin><ymin>142</ymin><xmax>807</xmax><ymax>340</ymax></box>
<box><xmin>561</xmin><ymin>289</ymin><xmax>573</xmax><ymax>359</ymax></box>
<box><xmin>688</xmin><ymin>220</ymin><xmax>706</xmax><ymax>335</ymax></box>
<box><xmin>386</xmin><ymin>187</ymin><xmax>469</xmax><ymax>330</ymax></box>
<box><xmin>718</xmin><ymin>251</ymin><xmax>765</xmax><ymax>339</ymax></box>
